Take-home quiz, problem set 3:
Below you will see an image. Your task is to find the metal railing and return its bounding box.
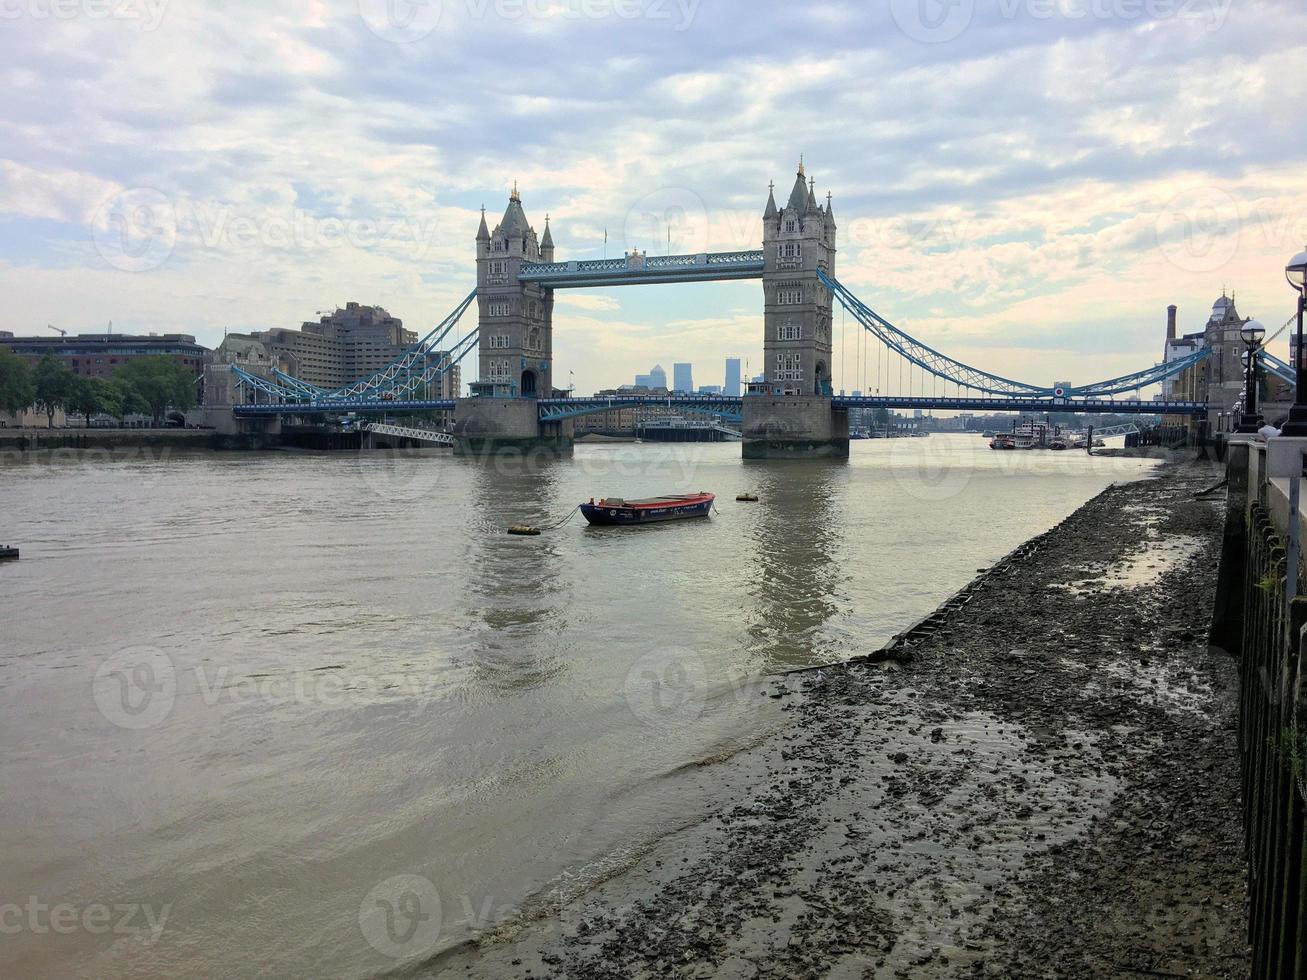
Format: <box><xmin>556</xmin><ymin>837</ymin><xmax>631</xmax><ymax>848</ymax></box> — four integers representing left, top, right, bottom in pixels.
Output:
<box><xmin>1240</xmin><ymin>497</ymin><xmax>1306</xmax><ymax>978</ymax></box>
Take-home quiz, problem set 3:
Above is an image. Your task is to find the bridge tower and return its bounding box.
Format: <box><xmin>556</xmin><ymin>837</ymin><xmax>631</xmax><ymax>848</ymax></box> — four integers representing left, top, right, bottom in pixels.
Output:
<box><xmin>743</xmin><ymin>160</ymin><xmax>848</xmax><ymax>458</ymax></box>
<box><xmin>453</xmin><ymin>186</ymin><xmax>571</xmax><ymax>456</ymax></box>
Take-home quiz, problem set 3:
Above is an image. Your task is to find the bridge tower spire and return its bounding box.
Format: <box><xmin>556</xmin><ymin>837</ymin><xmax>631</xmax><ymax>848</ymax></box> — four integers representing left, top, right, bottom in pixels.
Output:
<box><xmin>454</xmin><ymin>186</ymin><xmax>569</xmax><ymax>455</ymax></box>
<box><xmin>761</xmin><ymin>160</ymin><xmax>836</xmax><ymax>397</ymax></box>
<box><xmin>744</xmin><ymin>159</ymin><xmax>845</xmax><ymax>457</ymax></box>
<box><xmin>471</xmin><ymin>185</ymin><xmax>554</xmax><ymax>401</ymax></box>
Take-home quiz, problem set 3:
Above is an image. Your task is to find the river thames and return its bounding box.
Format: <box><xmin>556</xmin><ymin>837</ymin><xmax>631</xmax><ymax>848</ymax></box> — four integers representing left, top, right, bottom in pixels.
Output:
<box><xmin>0</xmin><ymin>435</ymin><xmax>1158</xmax><ymax>978</ymax></box>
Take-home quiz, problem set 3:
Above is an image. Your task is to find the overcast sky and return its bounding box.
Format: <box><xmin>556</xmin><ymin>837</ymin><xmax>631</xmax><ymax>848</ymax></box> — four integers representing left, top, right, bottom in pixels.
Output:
<box><xmin>1</xmin><ymin>0</ymin><xmax>1304</xmax><ymax>395</ymax></box>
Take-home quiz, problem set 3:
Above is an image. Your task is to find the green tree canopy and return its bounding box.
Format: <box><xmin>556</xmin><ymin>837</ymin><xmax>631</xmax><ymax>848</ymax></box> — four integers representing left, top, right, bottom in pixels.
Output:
<box><xmin>115</xmin><ymin>357</ymin><xmax>196</xmax><ymax>425</ymax></box>
<box><xmin>33</xmin><ymin>354</ymin><xmax>75</xmax><ymax>429</ymax></box>
<box><xmin>0</xmin><ymin>346</ymin><xmax>35</xmax><ymax>417</ymax></box>
<box><xmin>67</xmin><ymin>376</ymin><xmax>101</xmax><ymax>426</ymax></box>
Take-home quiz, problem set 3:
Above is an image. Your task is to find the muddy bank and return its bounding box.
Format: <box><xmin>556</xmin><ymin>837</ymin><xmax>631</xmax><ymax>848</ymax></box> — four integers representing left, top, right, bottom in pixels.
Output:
<box><xmin>440</xmin><ymin>461</ymin><xmax>1248</xmax><ymax>979</ymax></box>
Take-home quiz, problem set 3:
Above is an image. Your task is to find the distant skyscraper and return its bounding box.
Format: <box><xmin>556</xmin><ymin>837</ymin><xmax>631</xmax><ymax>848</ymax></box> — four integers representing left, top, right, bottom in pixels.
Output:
<box><xmin>724</xmin><ymin>357</ymin><xmax>741</xmax><ymax>396</ymax></box>
<box><xmin>649</xmin><ymin>363</ymin><xmax>667</xmax><ymax>389</ymax></box>
<box><xmin>673</xmin><ymin>362</ymin><xmax>693</xmax><ymax>393</ymax></box>
<box><xmin>635</xmin><ymin>373</ymin><xmax>653</xmax><ymax>388</ymax></box>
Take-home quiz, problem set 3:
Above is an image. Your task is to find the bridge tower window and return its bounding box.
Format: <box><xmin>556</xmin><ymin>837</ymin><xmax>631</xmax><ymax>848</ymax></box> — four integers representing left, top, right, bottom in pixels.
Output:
<box><xmin>487</xmin><ymin>301</ymin><xmax>511</xmax><ymax>317</ymax></box>
<box><xmin>778</xmin><ymin>323</ymin><xmax>802</xmax><ymax>341</ymax></box>
<box><xmin>776</xmin><ymin>287</ymin><xmax>802</xmax><ymax>306</ymax></box>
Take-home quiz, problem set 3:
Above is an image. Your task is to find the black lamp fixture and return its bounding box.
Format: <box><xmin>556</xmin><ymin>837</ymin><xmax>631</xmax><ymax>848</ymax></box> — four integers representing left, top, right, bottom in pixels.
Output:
<box><xmin>1279</xmin><ymin>247</ymin><xmax>1307</xmax><ymax>435</ymax></box>
<box><xmin>1236</xmin><ymin>319</ymin><xmax>1266</xmax><ymax>433</ymax></box>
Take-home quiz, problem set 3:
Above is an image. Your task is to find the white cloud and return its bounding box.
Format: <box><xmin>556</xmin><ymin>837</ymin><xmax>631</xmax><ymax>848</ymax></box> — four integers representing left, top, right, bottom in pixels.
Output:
<box><xmin>2</xmin><ymin>1</ymin><xmax>1306</xmax><ymax>394</ymax></box>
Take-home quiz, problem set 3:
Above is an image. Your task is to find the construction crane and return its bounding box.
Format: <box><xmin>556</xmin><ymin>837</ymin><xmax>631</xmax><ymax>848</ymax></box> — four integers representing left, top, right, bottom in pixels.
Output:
<box><xmin>47</xmin><ymin>324</ymin><xmax>65</xmax><ymax>337</ymax></box>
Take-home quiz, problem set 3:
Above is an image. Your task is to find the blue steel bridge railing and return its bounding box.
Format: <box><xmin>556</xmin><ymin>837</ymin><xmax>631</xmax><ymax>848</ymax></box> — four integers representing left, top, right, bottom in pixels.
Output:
<box><xmin>537</xmin><ymin>394</ymin><xmax>745</xmax><ymax>423</ymax></box>
<box><xmin>819</xmin><ymin>270</ymin><xmax>1214</xmax><ymax>400</ymax></box>
<box><xmin>518</xmin><ymin>250</ymin><xmax>765</xmax><ymax>287</ymax></box>
<box><xmin>231</xmin><ymin>290</ymin><xmax>478</xmax><ymax>405</ymax></box>
<box><xmin>1259</xmin><ymin>349</ymin><xmax>1297</xmax><ymax>387</ymax></box>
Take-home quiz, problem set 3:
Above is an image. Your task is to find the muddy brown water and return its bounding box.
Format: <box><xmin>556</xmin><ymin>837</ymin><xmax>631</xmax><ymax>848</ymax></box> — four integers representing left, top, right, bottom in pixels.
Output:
<box><xmin>0</xmin><ymin>435</ymin><xmax>1159</xmax><ymax>978</ymax></box>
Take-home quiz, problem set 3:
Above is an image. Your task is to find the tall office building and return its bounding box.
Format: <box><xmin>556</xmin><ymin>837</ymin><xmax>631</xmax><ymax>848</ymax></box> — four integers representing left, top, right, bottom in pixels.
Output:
<box><xmin>673</xmin><ymin>362</ymin><xmax>693</xmax><ymax>393</ymax></box>
<box><xmin>724</xmin><ymin>357</ymin><xmax>742</xmax><ymax>396</ymax></box>
<box><xmin>649</xmin><ymin>363</ymin><xmax>667</xmax><ymax>389</ymax></box>
<box><xmin>257</xmin><ymin>302</ymin><xmax>416</xmax><ymax>388</ymax></box>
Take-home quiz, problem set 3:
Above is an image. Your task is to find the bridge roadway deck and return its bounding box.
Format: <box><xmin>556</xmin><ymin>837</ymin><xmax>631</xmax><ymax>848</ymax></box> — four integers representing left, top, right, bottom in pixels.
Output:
<box><xmin>232</xmin><ymin>395</ymin><xmax>1207</xmax><ymax>419</ymax></box>
<box><xmin>516</xmin><ymin>250</ymin><xmax>765</xmax><ymax>288</ymax></box>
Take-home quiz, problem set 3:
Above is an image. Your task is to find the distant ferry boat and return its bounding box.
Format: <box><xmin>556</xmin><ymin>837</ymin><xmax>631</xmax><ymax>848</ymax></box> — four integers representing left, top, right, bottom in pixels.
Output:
<box><xmin>580</xmin><ymin>492</ymin><xmax>715</xmax><ymax>526</ymax></box>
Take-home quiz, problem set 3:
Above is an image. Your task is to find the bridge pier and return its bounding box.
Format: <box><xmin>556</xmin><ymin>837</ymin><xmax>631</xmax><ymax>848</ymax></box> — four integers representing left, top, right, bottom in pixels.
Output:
<box><xmin>741</xmin><ymin>396</ymin><xmax>849</xmax><ymax>459</ymax></box>
<box><xmin>451</xmin><ymin>397</ymin><xmax>573</xmax><ymax>458</ymax></box>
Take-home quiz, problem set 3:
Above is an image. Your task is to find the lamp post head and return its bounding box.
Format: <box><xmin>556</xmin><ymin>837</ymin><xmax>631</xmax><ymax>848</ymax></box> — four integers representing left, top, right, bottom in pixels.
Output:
<box><xmin>1241</xmin><ymin>319</ymin><xmax>1266</xmax><ymax>347</ymax></box>
<box><xmin>1287</xmin><ymin>247</ymin><xmax>1307</xmax><ymax>293</ymax></box>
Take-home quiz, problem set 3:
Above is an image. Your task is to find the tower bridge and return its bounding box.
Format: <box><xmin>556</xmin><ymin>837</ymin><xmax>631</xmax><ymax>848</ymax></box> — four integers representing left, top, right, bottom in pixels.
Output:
<box><xmin>220</xmin><ymin>159</ymin><xmax>1217</xmax><ymax>457</ymax></box>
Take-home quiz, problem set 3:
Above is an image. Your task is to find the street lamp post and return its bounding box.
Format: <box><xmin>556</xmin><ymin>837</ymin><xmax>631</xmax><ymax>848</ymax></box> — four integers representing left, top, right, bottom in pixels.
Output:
<box><xmin>1236</xmin><ymin>319</ymin><xmax>1266</xmax><ymax>433</ymax></box>
<box><xmin>1279</xmin><ymin>247</ymin><xmax>1307</xmax><ymax>434</ymax></box>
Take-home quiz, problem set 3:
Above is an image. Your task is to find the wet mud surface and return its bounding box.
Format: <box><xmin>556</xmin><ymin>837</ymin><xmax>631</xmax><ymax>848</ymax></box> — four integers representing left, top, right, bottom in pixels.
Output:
<box><xmin>442</xmin><ymin>463</ymin><xmax>1248</xmax><ymax>979</ymax></box>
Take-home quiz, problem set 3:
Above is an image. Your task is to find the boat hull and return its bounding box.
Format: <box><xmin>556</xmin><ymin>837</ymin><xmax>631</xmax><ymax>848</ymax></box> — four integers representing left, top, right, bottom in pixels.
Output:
<box><xmin>580</xmin><ymin>498</ymin><xmax>713</xmax><ymax>526</ymax></box>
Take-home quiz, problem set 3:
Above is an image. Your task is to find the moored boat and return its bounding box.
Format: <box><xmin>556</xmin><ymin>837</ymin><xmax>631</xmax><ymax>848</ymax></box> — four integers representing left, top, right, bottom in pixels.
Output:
<box><xmin>581</xmin><ymin>492</ymin><xmax>715</xmax><ymax>526</ymax></box>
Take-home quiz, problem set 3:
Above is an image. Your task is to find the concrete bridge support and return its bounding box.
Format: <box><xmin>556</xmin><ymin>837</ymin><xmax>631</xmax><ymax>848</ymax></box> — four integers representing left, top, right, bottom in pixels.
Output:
<box><xmin>450</xmin><ymin>397</ymin><xmax>573</xmax><ymax>457</ymax></box>
<box><xmin>741</xmin><ymin>396</ymin><xmax>848</xmax><ymax>459</ymax></box>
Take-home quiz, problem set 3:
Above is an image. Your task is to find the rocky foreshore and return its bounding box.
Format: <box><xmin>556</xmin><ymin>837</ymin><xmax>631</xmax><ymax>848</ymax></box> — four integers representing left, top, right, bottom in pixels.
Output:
<box><xmin>446</xmin><ymin>460</ymin><xmax>1248</xmax><ymax>979</ymax></box>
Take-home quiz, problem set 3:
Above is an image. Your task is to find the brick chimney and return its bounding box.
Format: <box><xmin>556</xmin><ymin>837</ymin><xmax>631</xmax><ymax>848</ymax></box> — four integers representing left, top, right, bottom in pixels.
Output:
<box><xmin>1166</xmin><ymin>304</ymin><xmax>1177</xmax><ymax>342</ymax></box>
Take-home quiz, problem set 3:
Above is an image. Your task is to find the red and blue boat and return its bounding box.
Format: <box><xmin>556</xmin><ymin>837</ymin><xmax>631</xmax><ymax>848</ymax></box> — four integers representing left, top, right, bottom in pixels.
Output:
<box><xmin>580</xmin><ymin>492</ymin><xmax>715</xmax><ymax>526</ymax></box>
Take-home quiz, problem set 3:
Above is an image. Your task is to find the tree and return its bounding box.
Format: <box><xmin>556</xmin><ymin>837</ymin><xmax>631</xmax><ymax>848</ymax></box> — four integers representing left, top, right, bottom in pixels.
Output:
<box><xmin>67</xmin><ymin>376</ymin><xmax>102</xmax><ymax>427</ymax></box>
<box><xmin>115</xmin><ymin>356</ymin><xmax>197</xmax><ymax>425</ymax></box>
<box><xmin>873</xmin><ymin>406</ymin><xmax>891</xmax><ymax>429</ymax></box>
<box><xmin>0</xmin><ymin>346</ymin><xmax>35</xmax><ymax>418</ymax></box>
<box><xmin>33</xmin><ymin>354</ymin><xmax>74</xmax><ymax>429</ymax></box>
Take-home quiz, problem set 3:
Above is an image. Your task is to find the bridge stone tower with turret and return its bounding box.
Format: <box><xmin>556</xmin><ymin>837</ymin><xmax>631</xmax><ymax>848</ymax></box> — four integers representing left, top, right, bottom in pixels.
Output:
<box><xmin>743</xmin><ymin>160</ymin><xmax>848</xmax><ymax>457</ymax></box>
<box><xmin>453</xmin><ymin>186</ymin><xmax>571</xmax><ymax>456</ymax></box>
<box><xmin>473</xmin><ymin>186</ymin><xmax>556</xmax><ymax>398</ymax></box>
